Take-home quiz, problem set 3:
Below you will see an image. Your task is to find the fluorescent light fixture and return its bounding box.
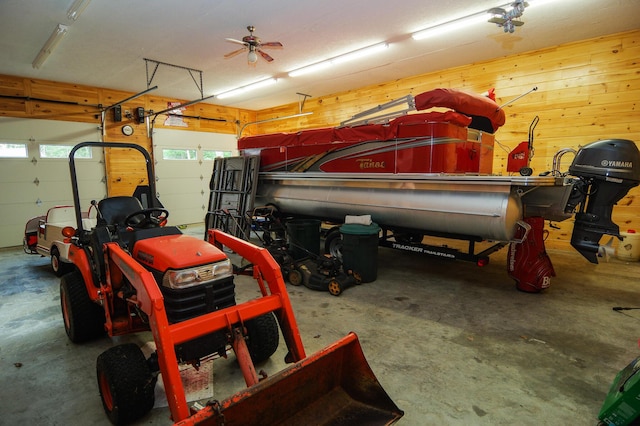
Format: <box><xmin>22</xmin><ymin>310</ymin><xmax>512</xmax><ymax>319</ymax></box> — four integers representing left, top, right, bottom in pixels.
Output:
<box><xmin>216</xmin><ymin>78</ymin><xmax>278</xmax><ymax>99</ymax></box>
<box><xmin>67</xmin><ymin>0</ymin><xmax>91</xmax><ymax>21</ymax></box>
<box><xmin>289</xmin><ymin>42</ymin><xmax>389</xmax><ymax>77</ymax></box>
<box><xmin>32</xmin><ymin>24</ymin><xmax>69</xmax><ymax>69</ymax></box>
<box><xmin>288</xmin><ymin>61</ymin><xmax>333</xmax><ymax>78</ymax></box>
<box><xmin>412</xmin><ymin>13</ymin><xmax>488</xmax><ymax>40</ymax></box>
<box><xmin>333</xmin><ymin>42</ymin><xmax>389</xmax><ymax>64</ymax></box>
<box><xmin>527</xmin><ymin>0</ymin><xmax>556</xmax><ymax>9</ymax></box>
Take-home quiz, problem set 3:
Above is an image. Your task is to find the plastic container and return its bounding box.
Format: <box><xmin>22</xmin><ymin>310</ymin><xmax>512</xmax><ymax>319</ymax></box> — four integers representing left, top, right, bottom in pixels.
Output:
<box><xmin>616</xmin><ymin>230</ymin><xmax>640</xmax><ymax>262</ymax></box>
<box><xmin>598</xmin><ymin>356</ymin><xmax>640</xmax><ymax>425</ymax></box>
<box><xmin>340</xmin><ymin>223</ymin><xmax>380</xmax><ymax>283</ymax></box>
<box><xmin>286</xmin><ymin>219</ymin><xmax>321</xmax><ymax>260</ymax></box>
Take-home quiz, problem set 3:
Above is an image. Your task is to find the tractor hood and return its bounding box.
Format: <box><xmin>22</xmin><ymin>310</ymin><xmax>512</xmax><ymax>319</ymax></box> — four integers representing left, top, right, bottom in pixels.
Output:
<box><xmin>132</xmin><ymin>234</ymin><xmax>228</xmax><ymax>271</ymax></box>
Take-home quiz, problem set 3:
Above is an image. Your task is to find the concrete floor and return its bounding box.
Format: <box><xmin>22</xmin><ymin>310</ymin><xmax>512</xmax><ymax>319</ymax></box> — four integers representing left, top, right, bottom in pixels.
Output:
<box><xmin>1</xmin><ymin>225</ymin><xmax>639</xmax><ymax>425</ymax></box>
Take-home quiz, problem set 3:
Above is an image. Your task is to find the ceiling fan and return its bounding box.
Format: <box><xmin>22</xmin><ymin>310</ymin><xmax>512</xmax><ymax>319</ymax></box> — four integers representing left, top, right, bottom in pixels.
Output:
<box><xmin>224</xmin><ymin>26</ymin><xmax>283</xmax><ymax>64</ymax></box>
<box><xmin>488</xmin><ymin>0</ymin><xmax>529</xmax><ymax>33</ymax></box>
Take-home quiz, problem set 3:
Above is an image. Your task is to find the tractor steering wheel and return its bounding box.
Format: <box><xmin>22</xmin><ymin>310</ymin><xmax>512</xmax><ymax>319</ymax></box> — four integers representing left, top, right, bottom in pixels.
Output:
<box><xmin>124</xmin><ymin>208</ymin><xmax>169</xmax><ymax>229</ymax></box>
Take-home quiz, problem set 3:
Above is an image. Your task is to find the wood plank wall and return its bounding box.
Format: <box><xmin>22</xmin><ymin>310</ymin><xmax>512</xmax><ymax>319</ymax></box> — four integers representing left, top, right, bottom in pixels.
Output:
<box><xmin>253</xmin><ymin>29</ymin><xmax>640</xmax><ymax>251</ymax></box>
<box><xmin>0</xmin><ymin>76</ymin><xmax>256</xmax><ymax>196</ymax></box>
<box><xmin>1</xmin><ymin>29</ymin><xmax>637</xmax><ymax>252</ymax></box>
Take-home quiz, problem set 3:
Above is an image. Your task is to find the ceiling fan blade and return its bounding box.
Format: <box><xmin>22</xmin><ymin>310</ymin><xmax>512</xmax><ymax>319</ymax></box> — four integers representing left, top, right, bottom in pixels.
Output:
<box><xmin>257</xmin><ymin>49</ymin><xmax>274</xmax><ymax>62</ymax></box>
<box><xmin>488</xmin><ymin>17</ymin><xmax>507</xmax><ymax>24</ymax></box>
<box><xmin>224</xmin><ymin>47</ymin><xmax>246</xmax><ymax>59</ymax></box>
<box><xmin>225</xmin><ymin>38</ymin><xmax>247</xmax><ymax>46</ymax></box>
<box><xmin>261</xmin><ymin>41</ymin><xmax>283</xmax><ymax>48</ymax></box>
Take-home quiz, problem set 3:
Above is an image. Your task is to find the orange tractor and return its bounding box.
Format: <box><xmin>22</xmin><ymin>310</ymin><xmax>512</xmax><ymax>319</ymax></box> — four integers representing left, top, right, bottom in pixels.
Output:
<box><xmin>59</xmin><ymin>142</ymin><xmax>402</xmax><ymax>425</ymax></box>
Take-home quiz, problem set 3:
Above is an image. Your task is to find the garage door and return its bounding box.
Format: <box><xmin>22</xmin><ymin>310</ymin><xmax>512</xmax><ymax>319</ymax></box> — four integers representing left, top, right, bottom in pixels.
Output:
<box><xmin>0</xmin><ymin>117</ymin><xmax>105</xmax><ymax>248</ymax></box>
<box><xmin>152</xmin><ymin>128</ymin><xmax>237</xmax><ymax>226</ymax></box>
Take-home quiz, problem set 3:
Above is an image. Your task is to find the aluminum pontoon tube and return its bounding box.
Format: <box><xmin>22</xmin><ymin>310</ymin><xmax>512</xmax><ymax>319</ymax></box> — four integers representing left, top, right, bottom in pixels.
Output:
<box><xmin>255</xmin><ymin>173</ymin><xmax>560</xmax><ymax>242</ymax></box>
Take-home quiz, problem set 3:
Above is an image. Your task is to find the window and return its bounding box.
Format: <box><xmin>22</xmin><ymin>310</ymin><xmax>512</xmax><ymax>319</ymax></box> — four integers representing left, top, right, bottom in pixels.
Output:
<box><xmin>202</xmin><ymin>150</ymin><xmax>232</xmax><ymax>160</ymax></box>
<box><xmin>40</xmin><ymin>144</ymin><xmax>92</xmax><ymax>159</ymax></box>
<box><xmin>162</xmin><ymin>148</ymin><xmax>197</xmax><ymax>160</ymax></box>
<box><xmin>0</xmin><ymin>143</ymin><xmax>28</xmax><ymax>158</ymax></box>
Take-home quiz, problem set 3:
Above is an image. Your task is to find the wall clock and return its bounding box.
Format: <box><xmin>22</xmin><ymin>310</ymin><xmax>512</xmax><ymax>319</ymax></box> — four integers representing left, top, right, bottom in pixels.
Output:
<box><xmin>121</xmin><ymin>125</ymin><xmax>134</xmax><ymax>136</ymax></box>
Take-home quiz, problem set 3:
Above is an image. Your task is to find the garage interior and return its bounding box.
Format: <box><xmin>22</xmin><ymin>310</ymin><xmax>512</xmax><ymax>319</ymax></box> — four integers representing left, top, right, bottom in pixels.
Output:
<box><xmin>2</xmin><ymin>225</ymin><xmax>640</xmax><ymax>425</ymax></box>
<box><xmin>1</xmin><ymin>1</ymin><xmax>640</xmax><ymax>425</ymax></box>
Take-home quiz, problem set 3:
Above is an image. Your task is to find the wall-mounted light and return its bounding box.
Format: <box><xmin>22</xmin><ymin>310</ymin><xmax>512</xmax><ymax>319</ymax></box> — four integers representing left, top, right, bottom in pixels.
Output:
<box><xmin>32</xmin><ymin>24</ymin><xmax>69</xmax><ymax>69</ymax></box>
<box><xmin>288</xmin><ymin>42</ymin><xmax>389</xmax><ymax>77</ymax></box>
<box><xmin>67</xmin><ymin>0</ymin><xmax>91</xmax><ymax>21</ymax></box>
<box><xmin>216</xmin><ymin>78</ymin><xmax>278</xmax><ymax>99</ymax></box>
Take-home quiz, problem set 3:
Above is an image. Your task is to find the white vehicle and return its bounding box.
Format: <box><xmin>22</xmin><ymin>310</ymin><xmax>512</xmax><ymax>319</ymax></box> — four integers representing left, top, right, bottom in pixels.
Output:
<box><xmin>23</xmin><ymin>205</ymin><xmax>96</xmax><ymax>276</ymax></box>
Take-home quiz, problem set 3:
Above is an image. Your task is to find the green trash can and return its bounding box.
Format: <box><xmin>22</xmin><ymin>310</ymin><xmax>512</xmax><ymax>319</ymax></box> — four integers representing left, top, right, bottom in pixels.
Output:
<box><xmin>286</xmin><ymin>219</ymin><xmax>321</xmax><ymax>260</ymax></box>
<box><xmin>340</xmin><ymin>222</ymin><xmax>380</xmax><ymax>283</ymax></box>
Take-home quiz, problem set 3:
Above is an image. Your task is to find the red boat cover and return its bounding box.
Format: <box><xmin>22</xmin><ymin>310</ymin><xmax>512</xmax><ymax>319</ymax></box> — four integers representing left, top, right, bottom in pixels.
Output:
<box><xmin>237</xmin><ymin>111</ymin><xmax>472</xmax><ymax>150</ymax></box>
<box><xmin>414</xmin><ymin>88</ymin><xmax>505</xmax><ymax>132</ymax></box>
<box><xmin>388</xmin><ymin>111</ymin><xmax>471</xmax><ymax>130</ymax></box>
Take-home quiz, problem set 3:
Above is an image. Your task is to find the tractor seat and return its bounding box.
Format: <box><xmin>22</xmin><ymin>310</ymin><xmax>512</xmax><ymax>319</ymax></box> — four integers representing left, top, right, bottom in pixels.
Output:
<box><xmin>98</xmin><ymin>196</ymin><xmax>144</xmax><ymax>228</ymax></box>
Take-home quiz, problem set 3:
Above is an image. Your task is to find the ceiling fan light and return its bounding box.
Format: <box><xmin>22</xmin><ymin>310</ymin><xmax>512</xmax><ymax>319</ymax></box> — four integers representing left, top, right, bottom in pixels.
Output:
<box><xmin>247</xmin><ymin>50</ymin><xmax>258</xmax><ymax>63</ymax></box>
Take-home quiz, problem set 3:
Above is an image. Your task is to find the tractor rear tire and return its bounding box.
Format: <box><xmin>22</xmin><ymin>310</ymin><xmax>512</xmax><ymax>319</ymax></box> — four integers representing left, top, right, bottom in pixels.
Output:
<box><xmin>60</xmin><ymin>270</ymin><xmax>105</xmax><ymax>343</ymax></box>
<box><xmin>97</xmin><ymin>343</ymin><xmax>155</xmax><ymax>425</ymax></box>
<box><xmin>244</xmin><ymin>312</ymin><xmax>279</xmax><ymax>364</ymax></box>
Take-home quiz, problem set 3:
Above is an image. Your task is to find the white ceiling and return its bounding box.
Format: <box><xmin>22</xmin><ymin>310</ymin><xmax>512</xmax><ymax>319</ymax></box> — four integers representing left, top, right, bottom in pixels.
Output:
<box><xmin>0</xmin><ymin>0</ymin><xmax>638</xmax><ymax>110</ymax></box>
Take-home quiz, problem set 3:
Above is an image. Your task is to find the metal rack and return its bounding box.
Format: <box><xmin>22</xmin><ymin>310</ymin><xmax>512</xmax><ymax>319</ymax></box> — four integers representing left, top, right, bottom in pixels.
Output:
<box><xmin>205</xmin><ymin>156</ymin><xmax>260</xmax><ymax>240</ymax></box>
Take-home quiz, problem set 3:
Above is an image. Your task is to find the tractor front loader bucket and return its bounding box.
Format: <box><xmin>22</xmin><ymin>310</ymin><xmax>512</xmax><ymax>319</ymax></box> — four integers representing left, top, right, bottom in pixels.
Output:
<box><xmin>176</xmin><ymin>331</ymin><xmax>403</xmax><ymax>426</ymax></box>
<box><xmin>167</xmin><ymin>230</ymin><xmax>404</xmax><ymax>426</ymax></box>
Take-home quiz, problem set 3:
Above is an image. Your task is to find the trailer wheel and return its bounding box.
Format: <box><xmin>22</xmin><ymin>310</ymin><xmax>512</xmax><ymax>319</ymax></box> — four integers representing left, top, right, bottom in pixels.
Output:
<box><xmin>97</xmin><ymin>344</ymin><xmax>155</xmax><ymax>425</ymax></box>
<box><xmin>244</xmin><ymin>313</ymin><xmax>279</xmax><ymax>364</ymax></box>
<box><xmin>60</xmin><ymin>270</ymin><xmax>105</xmax><ymax>343</ymax></box>
<box><xmin>51</xmin><ymin>246</ymin><xmax>71</xmax><ymax>277</ymax></box>
<box><xmin>395</xmin><ymin>232</ymin><xmax>424</xmax><ymax>244</ymax></box>
<box><xmin>324</xmin><ymin>228</ymin><xmax>342</xmax><ymax>261</ymax></box>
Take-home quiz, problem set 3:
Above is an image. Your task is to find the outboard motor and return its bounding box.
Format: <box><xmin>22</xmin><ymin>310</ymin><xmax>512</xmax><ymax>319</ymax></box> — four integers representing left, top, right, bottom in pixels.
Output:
<box><xmin>567</xmin><ymin>139</ymin><xmax>640</xmax><ymax>263</ymax></box>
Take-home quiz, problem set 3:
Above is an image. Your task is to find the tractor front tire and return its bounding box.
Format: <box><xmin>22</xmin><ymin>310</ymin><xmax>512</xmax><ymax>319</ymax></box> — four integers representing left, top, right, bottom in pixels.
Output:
<box><xmin>244</xmin><ymin>312</ymin><xmax>279</xmax><ymax>364</ymax></box>
<box><xmin>97</xmin><ymin>344</ymin><xmax>155</xmax><ymax>425</ymax></box>
<box><xmin>60</xmin><ymin>270</ymin><xmax>105</xmax><ymax>343</ymax></box>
